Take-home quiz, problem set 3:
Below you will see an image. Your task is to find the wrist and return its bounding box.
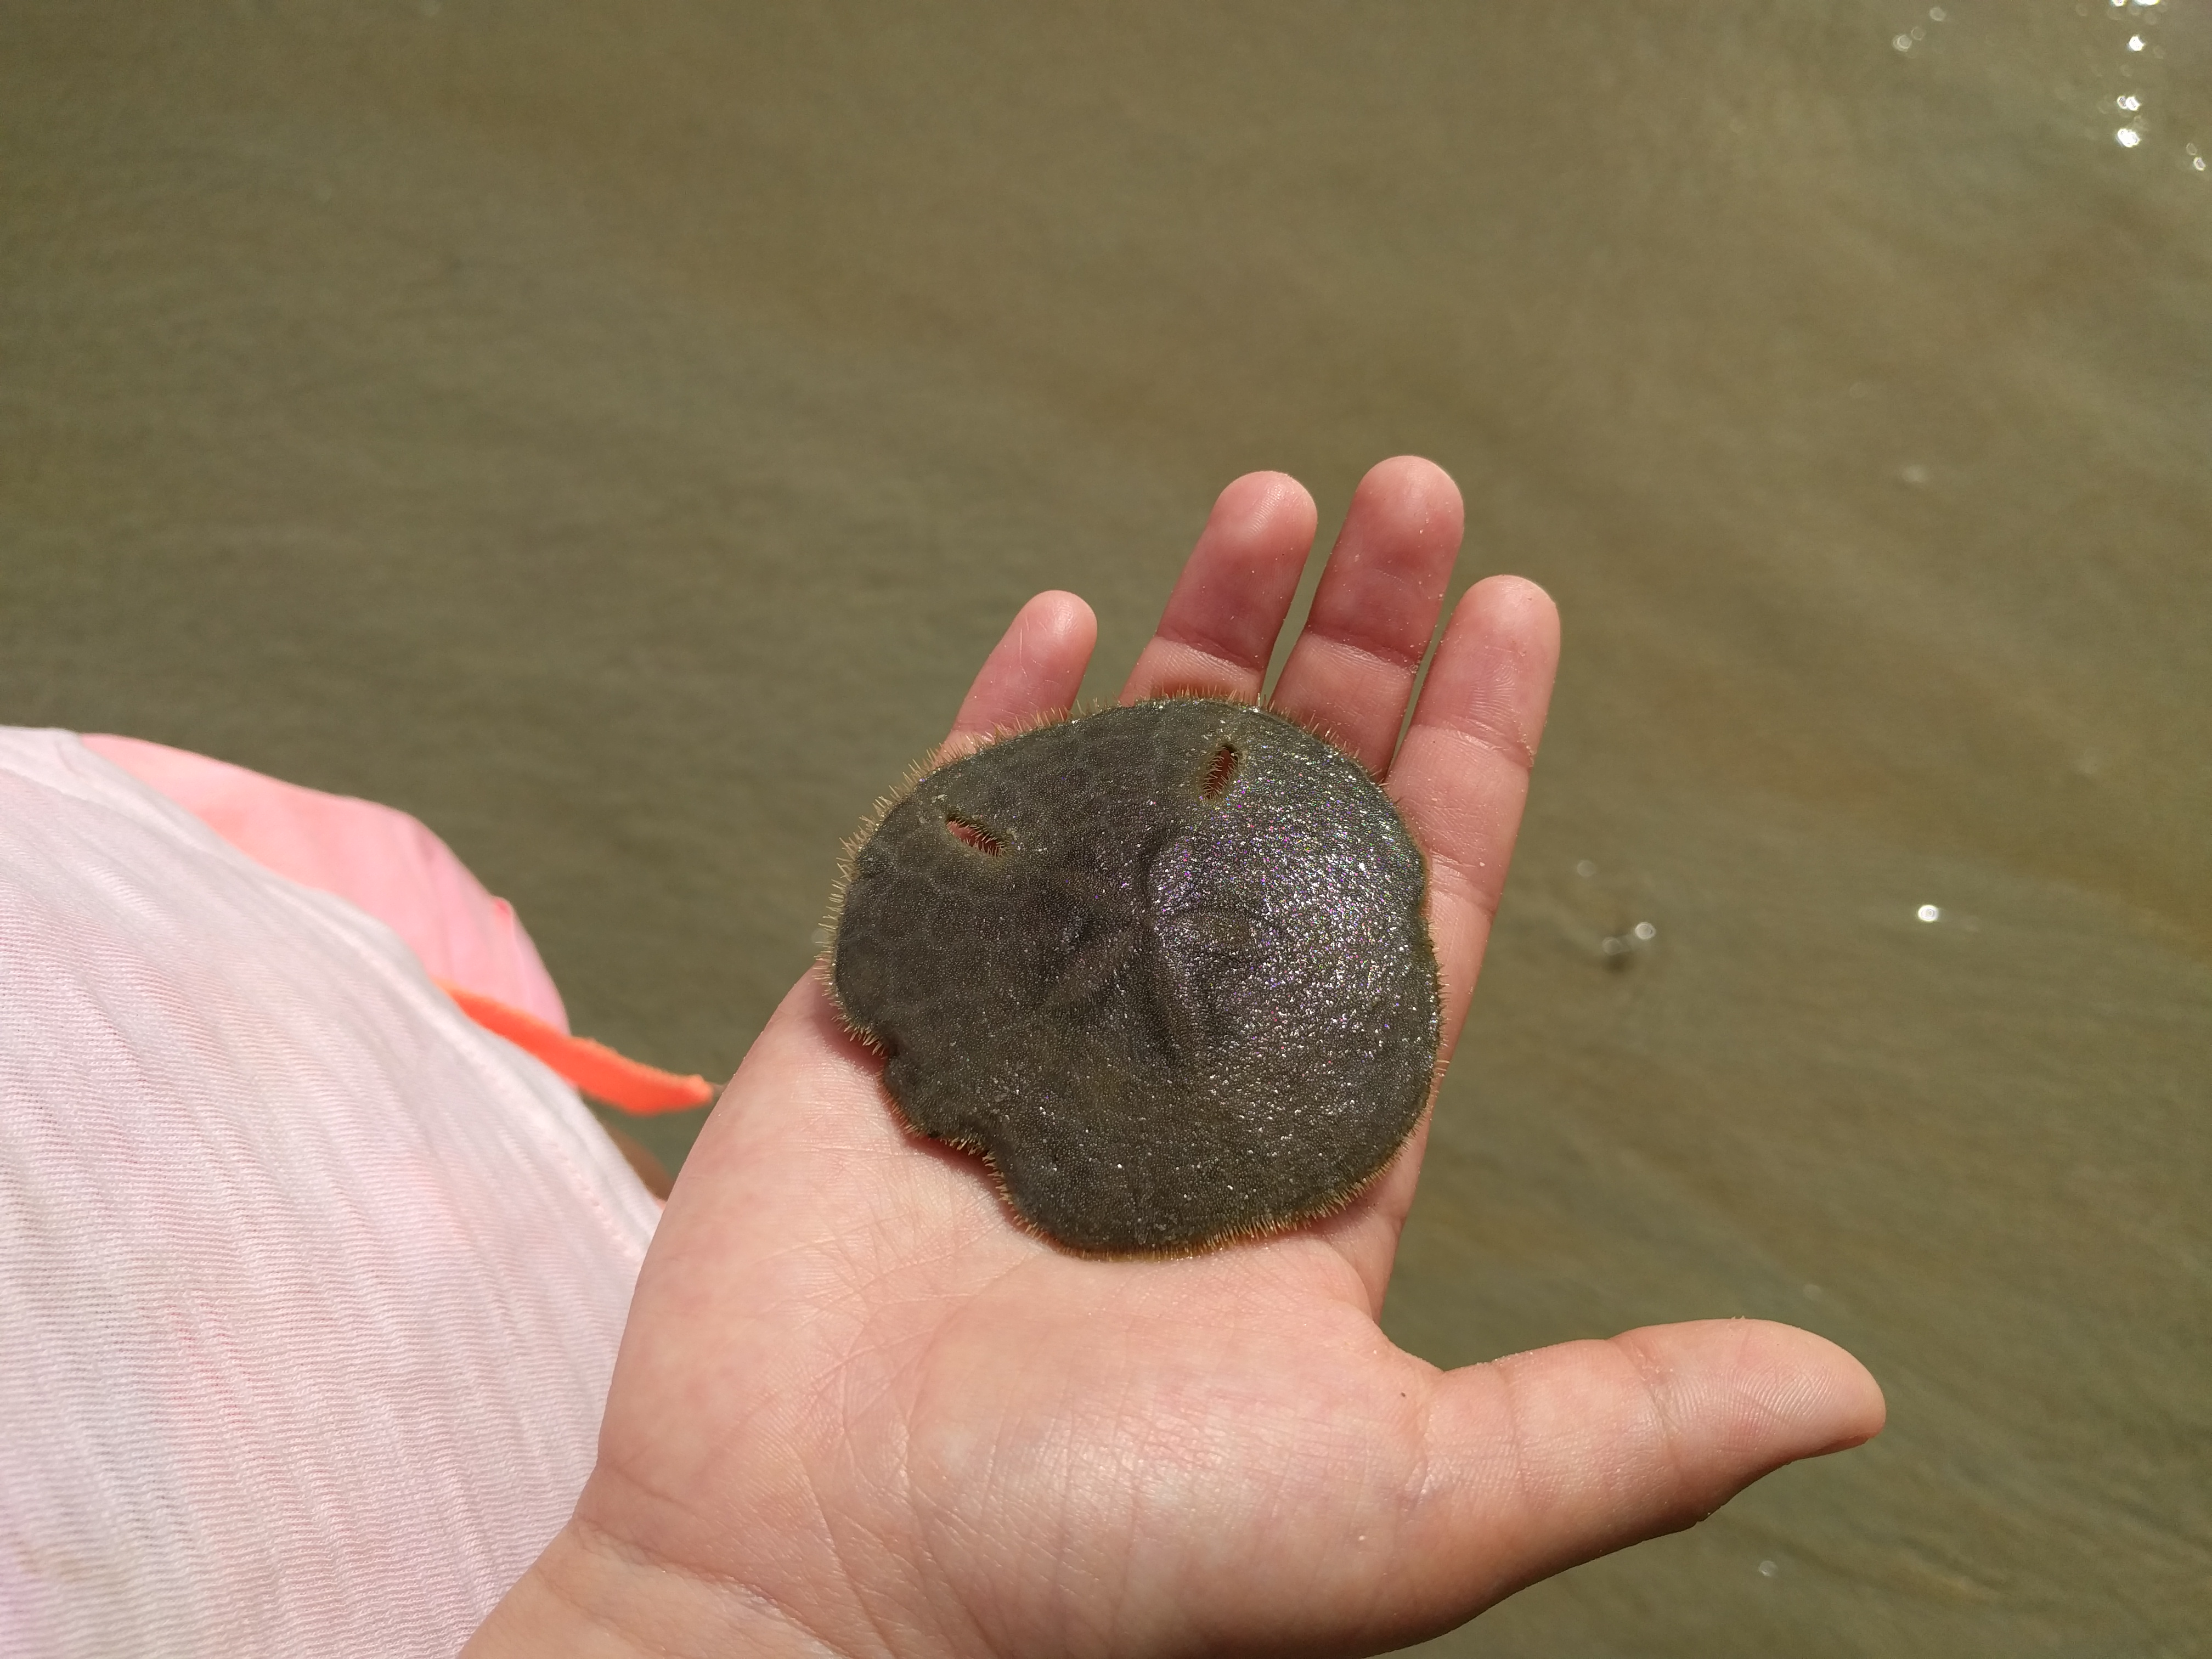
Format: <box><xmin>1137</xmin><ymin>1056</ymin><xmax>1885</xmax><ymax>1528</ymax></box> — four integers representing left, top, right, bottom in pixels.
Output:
<box><xmin>464</xmin><ymin>1516</ymin><xmax>844</xmax><ymax>1659</ymax></box>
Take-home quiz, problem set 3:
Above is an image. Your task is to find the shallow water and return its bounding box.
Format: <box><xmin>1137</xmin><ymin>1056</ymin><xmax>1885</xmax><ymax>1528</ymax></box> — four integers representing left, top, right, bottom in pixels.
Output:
<box><xmin>4</xmin><ymin>2</ymin><xmax>2207</xmax><ymax>1650</ymax></box>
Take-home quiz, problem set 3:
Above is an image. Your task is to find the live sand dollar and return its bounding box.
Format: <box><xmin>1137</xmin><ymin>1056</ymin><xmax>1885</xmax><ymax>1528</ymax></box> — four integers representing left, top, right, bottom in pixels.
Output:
<box><xmin>828</xmin><ymin>697</ymin><xmax>1440</xmax><ymax>1255</ymax></box>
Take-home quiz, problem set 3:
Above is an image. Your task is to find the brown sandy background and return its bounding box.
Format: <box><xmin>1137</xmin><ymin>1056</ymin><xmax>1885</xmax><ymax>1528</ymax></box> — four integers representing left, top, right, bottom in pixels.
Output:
<box><xmin>4</xmin><ymin>2</ymin><xmax>2208</xmax><ymax>1650</ymax></box>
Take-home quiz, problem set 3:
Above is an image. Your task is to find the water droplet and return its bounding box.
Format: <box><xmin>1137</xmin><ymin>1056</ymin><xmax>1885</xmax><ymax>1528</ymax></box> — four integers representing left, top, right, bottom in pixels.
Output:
<box><xmin>1928</xmin><ymin>4</ymin><xmax>1946</xmax><ymax>16</ymax></box>
<box><xmin>1759</xmin><ymin>1559</ymin><xmax>1780</xmax><ymax>1578</ymax></box>
<box><xmin>1633</xmin><ymin>921</ymin><xmax>1657</xmax><ymax>941</ymax></box>
<box><xmin>2117</xmin><ymin>127</ymin><xmax>2142</xmax><ymax>146</ymax></box>
<box><xmin>1893</xmin><ymin>32</ymin><xmax>1914</xmax><ymax>50</ymax></box>
<box><xmin>2127</xmin><ymin>33</ymin><xmax>2146</xmax><ymax>49</ymax></box>
<box><xmin>1900</xmin><ymin>462</ymin><xmax>1931</xmax><ymax>486</ymax></box>
<box><xmin>1576</xmin><ymin>860</ymin><xmax>1597</xmax><ymax>878</ymax></box>
<box><xmin>2118</xmin><ymin>94</ymin><xmax>2141</xmax><ymax>111</ymax></box>
<box><xmin>1803</xmin><ymin>1283</ymin><xmax>1826</xmax><ymax>1300</ymax></box>
<box><xmin>1917</xmin><ymin>904</ymin><xmax>1942</xmax><ymax>922</ymax></box>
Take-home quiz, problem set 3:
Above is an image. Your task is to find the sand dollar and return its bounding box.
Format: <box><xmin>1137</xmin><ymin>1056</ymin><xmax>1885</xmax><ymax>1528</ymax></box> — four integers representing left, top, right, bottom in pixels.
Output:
<box><xmin>829</xmin><ymin>698</ymin><xmax>1440</xmax><ymax>1255</ymax></box>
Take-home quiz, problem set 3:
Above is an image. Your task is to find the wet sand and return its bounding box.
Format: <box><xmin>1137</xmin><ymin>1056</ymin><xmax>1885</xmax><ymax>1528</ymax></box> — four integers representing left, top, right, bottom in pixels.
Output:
<box><xmin>4</xmin><ymin>2</ymin><xmax>2207</xmax><ymax>1649</ymax></box>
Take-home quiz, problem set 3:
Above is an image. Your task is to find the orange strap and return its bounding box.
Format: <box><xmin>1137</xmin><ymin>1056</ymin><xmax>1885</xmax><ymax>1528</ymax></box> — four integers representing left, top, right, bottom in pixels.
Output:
<box><xmin>438</xmin><ymin>983</ymin><xmax>716</xmax><ymax>1114</ymax></box>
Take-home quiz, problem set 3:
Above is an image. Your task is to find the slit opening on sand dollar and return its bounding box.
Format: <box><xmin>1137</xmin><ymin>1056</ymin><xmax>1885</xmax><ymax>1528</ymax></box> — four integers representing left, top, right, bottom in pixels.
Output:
<box><xmin>1200</xmin><ymin>743</ymin><xmax>1240</xmax><ymax>802</ymax></box>
<box><xmin>945</xmin><ymin>816</ymin><xmax>1004</xmax><ymax>856</ymax></box>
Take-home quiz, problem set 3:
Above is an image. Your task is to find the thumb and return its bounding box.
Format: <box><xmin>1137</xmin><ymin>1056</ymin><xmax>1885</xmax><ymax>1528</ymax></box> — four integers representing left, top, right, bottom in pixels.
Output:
<box><xmin>1396</xmin><ymin>1319</ymin><xmax>1883</xmax><ymax>1632</ymax></box>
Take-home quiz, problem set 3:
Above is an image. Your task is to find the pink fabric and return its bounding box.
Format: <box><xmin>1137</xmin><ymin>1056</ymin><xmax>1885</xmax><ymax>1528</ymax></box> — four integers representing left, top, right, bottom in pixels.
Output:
<box><xmin>82</xmin><ymin>735</ymin><xmax>568</xmax><ymax>1033</ymax></box>
<box><xmin>0</xmin><ymin>727</ymin><xmax>656</xmax><ymax>1656</ymax></box>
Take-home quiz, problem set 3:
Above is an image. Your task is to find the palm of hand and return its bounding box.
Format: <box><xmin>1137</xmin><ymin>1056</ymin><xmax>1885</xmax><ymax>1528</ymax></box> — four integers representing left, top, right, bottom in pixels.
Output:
<box><xmin>482</xmin><ymin>461</ymin><xmax>1882</xmax><ymax>1659</ymax></box>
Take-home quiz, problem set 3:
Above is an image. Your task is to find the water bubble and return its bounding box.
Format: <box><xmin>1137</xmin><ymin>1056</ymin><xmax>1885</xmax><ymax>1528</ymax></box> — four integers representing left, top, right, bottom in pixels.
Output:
<box><xmin>1759</xmin><ymin>1559</ymin><xmax>1780</xmax><ymax>1578</ymax></box>
<box><xmin>2117</xmin><ymin>127</ymin><xmax>2142</xmax><ymax>146</ymax></box>
<box><xmin>1894</xmin><ymin>32</ymin><xmax>1913</xmax><ymax>50</ymax></box>
<box><xmin>2196</xmin><ymin>157</ymin><xmax>2207</xmax><ymax>171</ymax></box>
<box><xmin>1917</xmin><ymin>904</ymin><xmax>1942</xmax><ymax>922</ymax></box>
<box><xmin>1576</xmin><ymin>860</ymin><xmax>1597</xmax><ymax>878</ymax></box>
<box><xmin>1928</xmin><ymin>4</ymin><xmax>1945</xmax><ymax>16</ymax></box>
<box><xmin>1900</xmin><ymin>462</ymin><xmax>1931</xmax><ymax>485</ymax></box>
<box><xmin>1633</xmin><ymin>921</ymin><xmax>1657</xmax><ymax>941</ymax></box>
<box><xmin>2118</xmin><ymin>94</ymin><xmax>2141</xmax><ymax>111</ymax></box>
<box><xmin>2128</xmin><ymin>33</ymin><xmax>2146</xmax><ymax>49</ymax></box>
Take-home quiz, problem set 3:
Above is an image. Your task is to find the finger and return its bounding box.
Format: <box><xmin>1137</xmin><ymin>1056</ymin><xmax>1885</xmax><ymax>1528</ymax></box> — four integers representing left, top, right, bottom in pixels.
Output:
<box><xmin>1387</xmin><ymin>573</ymin><xmax>1560</xmax><ymax>1062</ymax></box>
<box><xmin>1121</xmin><ymin>471</ymin><xmax>1317</xmax><ymax>704</ymax></box>
<box><xmin>1269</xmin><ymin>456</ymin><xmax>1464</xmax><ymax>774</ymax></box>
<box><xmin>1389</xmin><ymin>1320</ymin><xmax>1886</xmax><ymax>1634</ymax></box>
<box><xmin>941</xmin><ymin>591</ymin><xmax>1098</xmax><ymax>760</ymax></box>
<box><xmin>777</xmin><ymin>592</ymin><xmax>1092</xmax><ymax>1227</ymax></box>
<box><xmin>1306</xmin><ymin>574</ymin><xmax>1558</xmax><ymax>1300</ymax></box>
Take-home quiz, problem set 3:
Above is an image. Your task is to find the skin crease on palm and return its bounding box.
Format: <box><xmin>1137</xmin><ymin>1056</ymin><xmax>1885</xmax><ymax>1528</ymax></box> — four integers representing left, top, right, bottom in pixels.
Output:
<box><xmin>465</xmin><ymin>458</ymin><xmax>1886</xmax><ymax>1659</ymax></box>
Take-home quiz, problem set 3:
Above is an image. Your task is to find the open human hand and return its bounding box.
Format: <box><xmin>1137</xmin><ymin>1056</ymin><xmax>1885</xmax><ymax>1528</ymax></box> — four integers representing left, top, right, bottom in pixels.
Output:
<box><xmin>468</xmin><ymin>458</ymin><xmax>1883</xmax><ymax>1658</ymax></box>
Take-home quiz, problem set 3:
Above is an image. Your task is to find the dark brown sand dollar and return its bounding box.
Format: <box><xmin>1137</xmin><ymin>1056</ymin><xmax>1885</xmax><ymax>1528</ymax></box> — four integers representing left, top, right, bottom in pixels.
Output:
<box><xmin>829</xmin><ymin>697</ymin><xmax>1440</xmax><ymax>1255</ymax></box>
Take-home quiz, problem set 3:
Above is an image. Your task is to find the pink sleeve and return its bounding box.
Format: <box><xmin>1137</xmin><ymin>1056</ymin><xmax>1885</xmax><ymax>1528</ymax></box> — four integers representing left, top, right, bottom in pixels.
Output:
<box><xmin>82</xmin><ymin>735</ymin><xmax>569</xmax><ymax>1034</ymax></box>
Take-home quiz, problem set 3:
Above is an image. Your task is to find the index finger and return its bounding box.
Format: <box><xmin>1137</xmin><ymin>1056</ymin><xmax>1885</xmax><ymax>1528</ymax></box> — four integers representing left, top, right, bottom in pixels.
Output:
<box><xmin>1307</xmin><ymin>573</ymin><xmax>1559</xmax><ymax>1297</ymax></box>
<box><xmin>1388</xmin><ymin>573</ymin><xmax>1560</xmax><ymax>1062</ymax></box>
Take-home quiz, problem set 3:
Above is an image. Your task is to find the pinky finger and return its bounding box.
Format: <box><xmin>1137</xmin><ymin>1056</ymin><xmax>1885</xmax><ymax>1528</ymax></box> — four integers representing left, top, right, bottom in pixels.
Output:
<box><xmin>941</xmin><ymin>591</ymin><xmax>1098</xmax><ymax>759</ymax></box>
